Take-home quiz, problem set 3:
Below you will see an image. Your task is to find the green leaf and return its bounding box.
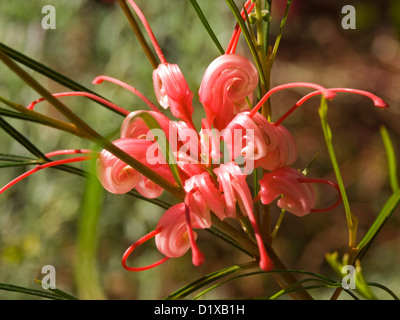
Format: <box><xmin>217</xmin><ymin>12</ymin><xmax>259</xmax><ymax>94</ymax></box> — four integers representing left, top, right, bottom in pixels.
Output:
<box><xmin>318</xmin><ymin>97</ymin><xmax>357</xmax><ymax>248</ymax></box>
<box><xmin>0</xmin><ymin>42</ymin><xmax>124</xmax><ymax>116</ymax></box>
<box><xmin>0</xmin><ymin>282</ymin><xmax>67</xmax><ymax>300</ymax></box>
<box><xmin>380</xmin><ymin>126</ymin><xmax>399</xmax><ymax>192</ymax></box>
<box><xmin>34</xmin><ymin>280</ymin><xmax>78</xmax><ymax>300</ymax></box>
<box><xmin>189</xmin><ymin>0</ymin><xmax>225</xmax><ymax>54</ymax></box>
<box><xmin>0</xmin><ymin>117</ymin><xmax>47</xmax><ymax>160</ymax></box>
<box><xmin>75</xmin><ymin>155</ymin><xmax>106</xmax><ymax>300</ymax></box>
<box><xmin>356</xmin><ymin>190</ymin><xmax>400</xmax><ymax>260</ymax></box>
<box><xmin>164</xmin><ymin>262</ymin><xmax>257</xmax><ymax>300</ymax></box>
<box><xmin>269</xmin><ymin>0</ymin><xmax>293</xmax><ymax>67</ymax></box>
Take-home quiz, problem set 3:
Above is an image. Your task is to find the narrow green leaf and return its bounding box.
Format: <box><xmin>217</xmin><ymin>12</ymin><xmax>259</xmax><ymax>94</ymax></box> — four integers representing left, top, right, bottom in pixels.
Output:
<box><xmin>0</xmin><ymin>117</ymin><xmax>47</xmax><ymax>160</ymax></box>
<box><xmin>0</xmin><ymin>282</ymin><xmax>65</xmax><ymax>300</ymax></box>
<box><xmin>189</xmin><ymin>0</ymin><xmax>225</xmax><ymax>54</ymax></box>
<box><xmin>75</xmin><ymin>155</ymin><xmax>106</xmax><ymax>300</ymax></box>
<box><xmin>319</xmin><ymin>97</ymin><xmax>357</xmax><ymax>248</ymax></box>
<box><xmin>380</xmin><ymin>126</ymin><xmax>399</xmax><ymax>192</ymax></box>
<box><xmin>356</xmin><ymin>190</ymin><xmax>400</xmax><ymax>260</ymax></box>
<box><xmin>269</xmin><ymin>0</ymin><xmax>293</xmax><ymax>67</ymax></box>
<box><xmin>164</xmin><ymin>262</ymin><xmax>257</xmax><ymax>300</ymax></box>
<box><xmin>118</xmin><ymin>0</ymin><xmax>159</xmax><ymax>69</ymax></box>
<box><xmin>34</xmin><ymin>280</ymin><xmax>78</xmax><ymax>300</ymax></box>
<box><xmin>367</xmin><ymin>282</ymin><xmax>399</xmax><ymax>300</ymax></box>
<box><xmin>0</xmin><ymin>42</ymin><xmax>124</xmax><ymax>116</ymax></box>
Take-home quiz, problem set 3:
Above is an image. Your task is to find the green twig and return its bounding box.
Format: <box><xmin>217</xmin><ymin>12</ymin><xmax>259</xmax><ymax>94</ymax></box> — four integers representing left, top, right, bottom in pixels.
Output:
<box><xmin>189</xmin><ymin>0</ymin><xmax>225</xmax><ymax>54</ymax></box>
<box><xmin>318</xmin><ymin>96</ymin><xmax>357</xmax><ymax>250</ymax></box>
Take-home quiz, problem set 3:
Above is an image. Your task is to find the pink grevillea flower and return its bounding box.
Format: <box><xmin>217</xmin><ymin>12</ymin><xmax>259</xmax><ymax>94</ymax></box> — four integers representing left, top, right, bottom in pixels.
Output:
<box><xmin>199</xmin><ymin>54</ymin><xmax>259</xmax><ymax>131</ymax></box>
<box><xmin>214</xmin><ymin>163</ymin><xmax>273</xmax><ymax>271</ymax></box>
<box><xmin>258</xmin><ymin>166</ymin><xmax>341</xmax><ymax>217</ymax></box>
<box><xmin>223</xmin><ymin>111</ymin><xmax>297</xmax><ymax>172</ymax></box>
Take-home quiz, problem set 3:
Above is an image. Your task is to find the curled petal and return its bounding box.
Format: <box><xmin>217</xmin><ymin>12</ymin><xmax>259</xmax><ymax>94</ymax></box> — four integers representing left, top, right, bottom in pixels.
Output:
<box><xmin>135</xmin><ymin>175</ymin><xmax>164</xmax><ymax>199</ymax></box>
<box><xmin>153</xmin><ymin>63</ymin><xmax>194</xmax><ymax>127</ymax></box>
<box><xmin>199</xmin><ymin>54</ymin><xmax>258</xmax><ymax>130</ymax></box>
<box><xmin>259</xmin><ymin>167</ymin><xmax>316</xmax><ymax>217</ymax></box>
<box><xmin>184</xmin><ymin>172</ymin><xmax>225</xmax><ymax>221</ymax></box>
<box><xmin>214</xmin><ymin>162</ymin><xmax>273</xmax><ymax>271</ymax></box>
<box><xmin>97</xmin><ymin>138</ymin><xmax>175</xmax><ymax>197</ymax></box>
<box><xmin>155</xmin><ymin>203</ymin><xmax>206</xmax><ymax>258</ymax></box>
<box><xmin>97</xmin><ymin>139</ymin><xmax>151</xmax><ymax>194</ymax></box>
<box><xmin>214</xmin><ymin>162</ymin><xmax>253</xmax><ymax>219</ymax></box>
<box><xmin>223</xmin><ymin>112</ymin><xmax>297</xmax><ymax>171</ymax></box>
<box><xmin>120</xmin><ymin>110</ymin><xmax>172</xmax><ymax>140</ymax></box>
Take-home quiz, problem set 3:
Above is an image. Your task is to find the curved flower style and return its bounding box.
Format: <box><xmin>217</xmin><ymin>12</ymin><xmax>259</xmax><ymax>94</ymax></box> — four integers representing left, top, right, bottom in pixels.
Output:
<box><xmin>199</xmin><ymin>54</ymin><xmax>259</xmax><ymax>130</ymax></box>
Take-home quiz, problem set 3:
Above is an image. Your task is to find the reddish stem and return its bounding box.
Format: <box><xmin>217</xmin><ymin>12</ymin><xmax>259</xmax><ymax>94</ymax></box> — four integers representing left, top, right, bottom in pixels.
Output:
<box><xmin>122</xmin><ymin>227</ymin><xmax>170</xmax><ymax>271</ymax></box>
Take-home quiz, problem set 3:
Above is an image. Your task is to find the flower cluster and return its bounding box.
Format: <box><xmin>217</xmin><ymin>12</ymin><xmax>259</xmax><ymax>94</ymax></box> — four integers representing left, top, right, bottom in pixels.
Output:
<box><xmin>94</xmin><ymin>1</ymin><xmax>387</xmax><ymax>272</ymax></box>
<box><xmin>0</xmin><ymin>0</ymin><xmax>389</xmax><ymax>274</ymax></box>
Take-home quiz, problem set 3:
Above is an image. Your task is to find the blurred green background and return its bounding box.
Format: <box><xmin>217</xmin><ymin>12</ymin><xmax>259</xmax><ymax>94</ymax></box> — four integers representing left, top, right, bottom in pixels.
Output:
<box><xmin>0</xmin><ymin>0</ymin><xmax>399</xmax><ymax>299</ymax></box>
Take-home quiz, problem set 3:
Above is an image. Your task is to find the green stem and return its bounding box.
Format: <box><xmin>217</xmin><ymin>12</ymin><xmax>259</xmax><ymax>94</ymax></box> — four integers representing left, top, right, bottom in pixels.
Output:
<box><xmin>189</xmin><ymin>0</ymin><xmax>225</xmax><ymax>54</ymax></box>
<box><xmin>318</xmin><ymin>96</ymin><xmax>357</xmax><ymax>250</ymax></box>
<box><xmin>269</xmin><ymin>0</ymin><xmax>292</xmax><ymax>68</ymax></box>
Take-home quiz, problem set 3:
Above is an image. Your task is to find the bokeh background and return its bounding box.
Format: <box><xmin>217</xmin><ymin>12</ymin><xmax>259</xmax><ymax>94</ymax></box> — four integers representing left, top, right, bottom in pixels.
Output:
<box><xmin>0</xmin><ymin>0</ymin><xmax>399</xmax><ymax>299</ymax></box>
